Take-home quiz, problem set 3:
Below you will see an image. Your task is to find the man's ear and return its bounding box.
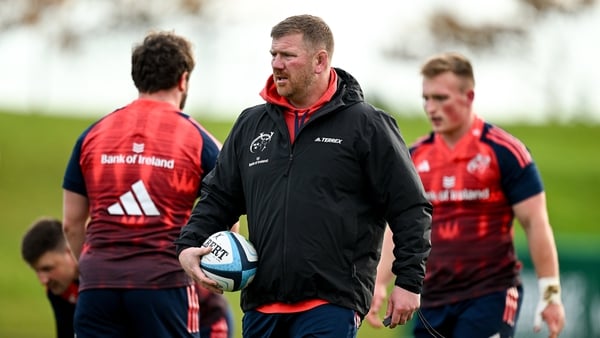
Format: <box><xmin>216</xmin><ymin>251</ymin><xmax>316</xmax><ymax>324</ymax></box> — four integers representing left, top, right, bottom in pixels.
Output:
<box><xmin>179</xmin><ymin>72</ymin><xmax>189</xmax><ymax>91</ymax></box>
<box><xmin>314</xmin><ymin>50</ymin><xmax>329</xmax><ymax>74</ymax></box>
<box><xmin>466</xmin><ymin>89</ymin><xmax>475</xmax><ymax>102</ymax></box>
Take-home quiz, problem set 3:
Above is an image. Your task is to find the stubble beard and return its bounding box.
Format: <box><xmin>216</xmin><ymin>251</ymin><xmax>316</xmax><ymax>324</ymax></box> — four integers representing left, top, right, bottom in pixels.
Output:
<box><xmin>277</xmin><ymin>68</ymin><xmax>313</xmax><ymax>105</ymax></box>
<box><xmin>179</xmin><ymin>91</ymin><xmax>188</xmax><ymax>110</ymax></box>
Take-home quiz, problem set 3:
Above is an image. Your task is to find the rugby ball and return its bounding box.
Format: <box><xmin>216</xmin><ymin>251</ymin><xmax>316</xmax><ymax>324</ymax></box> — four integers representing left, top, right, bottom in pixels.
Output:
<box><xmin>200</xmin><ymin>231</ymin><xmax>258</xmax><ymax>292</ymax></box>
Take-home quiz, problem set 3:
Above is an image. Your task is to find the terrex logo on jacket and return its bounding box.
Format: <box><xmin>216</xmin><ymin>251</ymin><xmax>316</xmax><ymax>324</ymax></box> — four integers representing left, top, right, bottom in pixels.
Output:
<box><xmin>183</xmin><ymin>68</ymin><xmax>431</xmax><ymax>317</ymax></box>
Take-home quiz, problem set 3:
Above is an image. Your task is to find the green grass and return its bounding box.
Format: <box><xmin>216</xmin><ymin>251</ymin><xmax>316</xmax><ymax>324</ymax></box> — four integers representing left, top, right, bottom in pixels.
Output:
<box><xmin>1</xmin><ymin>110</ymin><xmax>598</xmax><ymax>338</ymax></box>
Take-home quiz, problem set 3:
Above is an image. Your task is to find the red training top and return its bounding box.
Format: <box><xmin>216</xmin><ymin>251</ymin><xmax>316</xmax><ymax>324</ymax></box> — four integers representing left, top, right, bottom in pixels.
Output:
<box><xmin>63</xmin><ymin>99</ymin><xmax>221</xmax><ymax>291</ymax></box>
<box><xmin>410</xmin><ymin>116</ymin><xmax>543</xmax><ymax>307</ymax></box>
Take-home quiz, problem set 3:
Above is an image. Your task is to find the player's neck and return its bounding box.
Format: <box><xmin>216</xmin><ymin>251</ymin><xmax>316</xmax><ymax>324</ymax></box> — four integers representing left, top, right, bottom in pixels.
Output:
<box><xmin>138</xmin><ymin>89</ymin><xmax>181</xmax><ymax>110</ymax></box>
<box><xmin>440</xmin><ymin>114</ymin><xmax>475</xmax><ymax>149</ymax></box>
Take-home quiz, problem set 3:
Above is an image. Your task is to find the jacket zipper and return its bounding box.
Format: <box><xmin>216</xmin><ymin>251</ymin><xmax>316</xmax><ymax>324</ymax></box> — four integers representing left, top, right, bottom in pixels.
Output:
<box><xmin>282</xmin><ymin>148</ymin><xmax>294</xmax><ymax>296</ymax></box>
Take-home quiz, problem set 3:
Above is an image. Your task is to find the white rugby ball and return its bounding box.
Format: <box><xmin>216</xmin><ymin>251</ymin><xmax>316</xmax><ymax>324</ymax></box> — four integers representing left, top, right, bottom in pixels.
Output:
<box><xmin>200</xmin><ymin>231</ymin><xmax>258</xmax><ymax>292</ymax></box>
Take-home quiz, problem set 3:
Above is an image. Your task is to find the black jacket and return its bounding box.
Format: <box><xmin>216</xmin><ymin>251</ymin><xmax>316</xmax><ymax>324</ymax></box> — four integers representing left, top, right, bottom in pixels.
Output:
<box><xmin>176</xmin><ymin>68</ymin><xmax>432</xmax><ymax>316</ymax></box>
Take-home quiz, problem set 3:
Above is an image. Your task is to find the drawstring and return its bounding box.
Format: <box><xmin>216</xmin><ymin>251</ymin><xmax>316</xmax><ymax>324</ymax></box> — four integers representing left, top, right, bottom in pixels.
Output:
<box><xmin>294</xmin><ymin>110</ymin><xmax>309</xmax><ymax>139</ymax></box>
<box><xmin>417</xmin><ymin>309</ymin><xmax>445</xmax><ymax>338</ymax></box>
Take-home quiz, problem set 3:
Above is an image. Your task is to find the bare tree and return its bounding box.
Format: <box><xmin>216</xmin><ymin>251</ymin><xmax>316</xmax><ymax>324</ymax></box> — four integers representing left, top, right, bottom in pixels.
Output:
<box><xmin>0</xmin><ymin>0</ymin><xmax>211</xmax><ymax>50</ymax></box>
<box><xmin>384</xmin><ymin>0</ymin><xmax>596</xmax><ymax>60</ymax></box>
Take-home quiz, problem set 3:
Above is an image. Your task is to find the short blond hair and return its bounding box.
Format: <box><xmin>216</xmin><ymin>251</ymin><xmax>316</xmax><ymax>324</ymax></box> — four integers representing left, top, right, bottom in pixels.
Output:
<box><xmin>421</xmin><ymin>52</ymin><xmax>475</xmax><ymax>90</ymax></box>
<box><xmin>271</xmin><ymin>14</ymin><xmax>334</xmax><ymax>57</ymax></box>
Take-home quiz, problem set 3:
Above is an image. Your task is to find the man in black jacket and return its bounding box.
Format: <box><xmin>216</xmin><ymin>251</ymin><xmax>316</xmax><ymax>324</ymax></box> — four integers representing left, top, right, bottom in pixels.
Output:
<box><xmin>176</xmin><ymin>14</ymin><xmax>432</xmax><ymax>337</ymax></box>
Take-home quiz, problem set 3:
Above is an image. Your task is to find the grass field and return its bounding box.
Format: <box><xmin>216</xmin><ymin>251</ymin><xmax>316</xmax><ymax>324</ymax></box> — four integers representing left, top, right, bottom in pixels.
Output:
<box><xmin>1</xmin><ymin>110</ymin><xmax>598</xmax><ymax>338</ymax></box>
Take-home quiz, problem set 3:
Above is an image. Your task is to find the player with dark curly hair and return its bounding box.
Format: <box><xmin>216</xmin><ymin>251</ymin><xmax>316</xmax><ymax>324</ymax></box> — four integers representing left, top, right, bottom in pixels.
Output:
<box><xmin>62</xmin><ymin>31</ymin><xmax>231</xmax><ymax>338</ymax></box>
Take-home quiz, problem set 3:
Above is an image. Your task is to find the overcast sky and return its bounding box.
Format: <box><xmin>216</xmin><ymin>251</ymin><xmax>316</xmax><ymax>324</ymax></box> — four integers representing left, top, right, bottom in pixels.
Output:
<box><xmin>1</xmin><ymin>0</ymin><xmax>599</xmax><ymax>124</ymax></box>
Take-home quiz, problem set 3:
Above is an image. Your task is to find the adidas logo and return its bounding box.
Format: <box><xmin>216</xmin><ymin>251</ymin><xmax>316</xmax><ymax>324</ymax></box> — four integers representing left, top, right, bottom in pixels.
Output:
<box><xmin>107</xmin><ymin>180</ymin><xmax>160</xmax><ymax>216</ymax></box>
<box><xmin>416</xmin><ymin>160</ymin><xmax>430</xmax><ymax>172</ymax></box>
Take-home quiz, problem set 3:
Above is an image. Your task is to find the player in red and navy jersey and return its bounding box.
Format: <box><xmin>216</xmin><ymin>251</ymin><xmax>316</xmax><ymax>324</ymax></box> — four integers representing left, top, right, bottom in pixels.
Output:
<box><xmin>369</xmin><ymin>52</ymin><xmax>565</xmax><ymax>337</ymax></box>
<box><xmin>21</xmin><ymin>217</ymin><xmax>79</xmax><ymax>338</ymax></box>
<box><xmin>62</xmin><ymin>31</ymin><xmax>230</xmax><ymax>338</ymax></box>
